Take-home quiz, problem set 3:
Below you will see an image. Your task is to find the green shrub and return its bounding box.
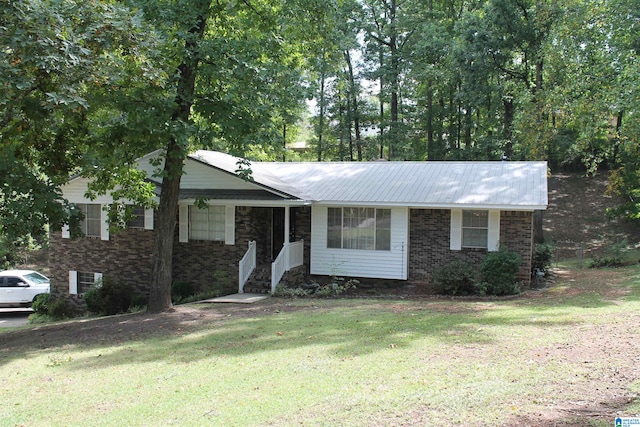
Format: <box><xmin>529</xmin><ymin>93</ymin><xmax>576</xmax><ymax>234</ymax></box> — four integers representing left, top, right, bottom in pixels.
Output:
<box><xmin>273</xmin><ymin>284</ymin><xmax>311</xmax><ymax>297</ymax></box>
<box><xmin>49</xmin><ymin>298</ymin><xmax>76</xmax><ymax>319</ymax></box>
<box><xmin>31</xmin><ymin>293</ymin><xmax>50</xmax><ymax>315</ymax></box>
<box><xmin>481</xmin><ymin>249</ymin><xmax>521</xmax><ymax>296</ymax></box>
<box><xmin>589</xmin><ymin>239</ymin><xmax>628</xmax><ymax>268</ymax></box>
<box><xmin>433</xmin><ymin>259</ymin><xmax>481</xmax><ymax>295</ymax></box>
<box><xmin>84</xmin><ymin>278</ymin><xmax>133</xmax><ymax>315</ymax></box>
<box><xmin>532</xmin><ymin>243</ymin><xmax>554</xmax><ymax>273</ymax></box>
<box><xmin>171</xmin><ymin>281</ymin><xmax>195</xmax><ymax>303</ymax></box>
<box><xmin>29</xmin><ymin>295</ymin><xmax>75</xmax><ymax>323</ymax></box>
<box><xmin>274</xmin><ymin>278</ymin><xmax>358</xmax><ymax>298</ymax></box>
<box><xmin>28</xmin><ymin>313</ymin><xmax>54</xmax><ymax>324</ymax></box>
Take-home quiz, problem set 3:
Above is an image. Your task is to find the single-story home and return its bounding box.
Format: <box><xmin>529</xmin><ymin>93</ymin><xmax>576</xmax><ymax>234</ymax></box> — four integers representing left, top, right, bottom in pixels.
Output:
<box><xmin>49</xmin><ymin>151</ymin><xmax>548</xmax><ymax>305</ymax></box>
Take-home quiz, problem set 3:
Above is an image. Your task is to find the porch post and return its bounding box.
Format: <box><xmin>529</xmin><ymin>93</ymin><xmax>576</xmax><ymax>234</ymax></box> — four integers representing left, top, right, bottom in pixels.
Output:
<box><xmin>284</xmin><ymin>205</ymin><xmax>290</xmax><ymax>245</ymax></box>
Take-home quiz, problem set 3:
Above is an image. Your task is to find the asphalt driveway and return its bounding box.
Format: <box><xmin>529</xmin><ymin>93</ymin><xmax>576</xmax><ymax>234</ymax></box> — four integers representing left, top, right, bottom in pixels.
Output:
<box><xmin>0</xmin><ymin>308</ymin><xmax>31</xmax><ymax>328</ymax></box>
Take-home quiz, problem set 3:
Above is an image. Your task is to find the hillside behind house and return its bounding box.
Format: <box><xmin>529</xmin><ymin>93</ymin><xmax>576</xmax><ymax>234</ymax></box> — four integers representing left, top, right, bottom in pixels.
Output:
<box><xmin>544</xmin><ymin>173</ymin><xmax>640</xmax><ymax>260</ymax></box>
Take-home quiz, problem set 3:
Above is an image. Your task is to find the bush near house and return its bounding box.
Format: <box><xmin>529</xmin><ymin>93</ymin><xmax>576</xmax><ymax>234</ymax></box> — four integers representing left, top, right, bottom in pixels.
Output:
<box><xmin>84</xmin><ymin>278</ymin><xmax>133</xmax><ymax>316</ymax></box>
<box><xmin>480</xmin><ymin>249</ymin><xmax>521</xmax><ymax>296</ymax></box>
<box><xmin>532</xmin><ymin>242</ymin><xmax>554</xmax><ymax>274</ymax></box>
<box><xmin>432</xmin><ymin>259</ymin><xmax>481</xmax><ymax>296</ymax></box>
<box><xmin>433</xmin><ymin>249</ymin><xmax>521</xmax><ymax>297</ymax></box>
<box><xmin>29</xmin><ymin>294</ymin><xmax>76</xmax><ymax>323</ymax></box>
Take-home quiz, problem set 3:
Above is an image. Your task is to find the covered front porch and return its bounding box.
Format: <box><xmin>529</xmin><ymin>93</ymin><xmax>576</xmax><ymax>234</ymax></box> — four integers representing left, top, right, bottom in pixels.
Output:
<box><xmin>237</xmin><ymin>205</ymin><xmax>307</xmax><ymax>294</ymax></box>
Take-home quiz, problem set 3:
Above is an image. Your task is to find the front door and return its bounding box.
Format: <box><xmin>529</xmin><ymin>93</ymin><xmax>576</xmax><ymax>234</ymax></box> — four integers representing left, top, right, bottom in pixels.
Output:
<box><xmin>272</xmin><ymin>207</ymin><xmax>285</xmax><ymax>260</ymax></box>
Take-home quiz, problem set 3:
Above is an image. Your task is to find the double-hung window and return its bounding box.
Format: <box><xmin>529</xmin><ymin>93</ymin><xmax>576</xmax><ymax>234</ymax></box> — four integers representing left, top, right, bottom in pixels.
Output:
<box><xmin>77</xmin><ymin>272</ymin><xmax>98</xmax><ymax>294</ymax></box>
<box><xmin>189</xmin><ymin>205</ymin><xmax>225</xmax><ymax>241</ymax></box>
<box><xmin>126</xmin><ymin>205</ymin><xmax>146</xmax><ymax>228</ymax></box>
<box><xmin>462</xmin><ymin>210</ymin><xmax>489</xmax><ymax>249</ymax></box>
<box><xmin>76</xmin><ymin>204</ymin><xmax>102</xmax><ymax>238</ymax></box>
<box><xmin>327</xmin><ymin>207</ymin><xmax>391</xmax><ymax>251</ymax></box>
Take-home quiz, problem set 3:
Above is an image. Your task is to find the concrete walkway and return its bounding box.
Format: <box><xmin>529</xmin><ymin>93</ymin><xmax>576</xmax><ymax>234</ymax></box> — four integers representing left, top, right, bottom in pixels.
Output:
<box><xmin>199</xmin><ymin>293</ymin><xmax>269</xmax><ymax>304</ymax></box>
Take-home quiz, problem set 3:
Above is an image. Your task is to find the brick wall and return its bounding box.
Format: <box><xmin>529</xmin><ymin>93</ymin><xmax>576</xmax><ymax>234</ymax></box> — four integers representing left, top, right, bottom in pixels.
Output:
<box><xmin>49</xmin><ymin>227</ymin><xmax>154</xmax><ymax>310</ymax></box>
<box><xmin>408</xmin><ymin>209</ymin><xmax>533</xmax><ymax>292</ymax></box>
<box><xmin>49</xmin><ymin>206</ymin><xmax>312</xmax><ymax>309</ymax></box>
<box><xmin>49</xmin><ymin>206</ymin><xmax>533</xmax><ymax>309</ymax></box>
<box><xmin>499</xmin><ymin>211</ymin><xmax>534</xmax><ymax>284</ymax></box>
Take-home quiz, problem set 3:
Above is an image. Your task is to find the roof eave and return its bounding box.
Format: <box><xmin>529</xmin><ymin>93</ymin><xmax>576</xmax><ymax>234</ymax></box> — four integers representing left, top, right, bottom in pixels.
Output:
<box><xmin>187</xmin><ymin>154</ymin><xmax>302</xmax><ymax>200</ymax></box>
<box><xmin>313</xmin><ymin>201</ymin><xmax>547</xmax><ymax>210</ymax></box>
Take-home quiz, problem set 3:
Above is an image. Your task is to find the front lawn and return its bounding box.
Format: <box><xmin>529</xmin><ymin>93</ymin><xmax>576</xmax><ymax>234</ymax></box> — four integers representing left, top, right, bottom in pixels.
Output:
<box><xmin>1</xmin><ymin>265</ymin><xmax>639</xmax><ymax>426</ymax></box>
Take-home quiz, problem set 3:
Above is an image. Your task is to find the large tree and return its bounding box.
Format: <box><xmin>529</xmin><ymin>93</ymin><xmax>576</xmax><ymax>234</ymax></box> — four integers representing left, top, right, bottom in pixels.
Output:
<box><xmin>0</xmin><ymin>0</ymin><xmax>162</xmax><ymax>241</ymax></box>
<box><xmin>1</xmin><ymin>0</ymin><xmax>316</xmax><ymax>312</ymax></box>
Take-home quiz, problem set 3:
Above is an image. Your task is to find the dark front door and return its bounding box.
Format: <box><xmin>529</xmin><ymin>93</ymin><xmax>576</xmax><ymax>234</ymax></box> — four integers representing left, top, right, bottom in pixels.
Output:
<box><xmin>272</xmin><ymin>207</ymin><xmax>285</xmax><ymax>260</ymax></box>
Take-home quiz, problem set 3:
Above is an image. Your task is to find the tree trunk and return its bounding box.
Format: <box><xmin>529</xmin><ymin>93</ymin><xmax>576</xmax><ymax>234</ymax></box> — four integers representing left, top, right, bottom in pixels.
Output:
<box><xmin>147</xmin><ymin>6</ymin><xmax>209</xmax><ymax>313</ymax></box>
<box><xmin>344</xmin><ymin>50</ymin><xmax>362</xmax><ymax>161</ymax></box>
<box><xmin>379</xmin><ymin>48</ymin><xmax>385</xmax><ymax>159</ymax></box>
<box><xmin>533</xmin><ymin>210</ymin><xmax>544</xmax><ymax>244</ymax></box>
<box><xmin>317</xmin><ymin>67</ymin><xmax>326</xmax><ymax>161</ymax></box>
<box><xmin>427</xmin><ymin>79</ymin><xmax>434</xmax><ymax>160</ymax></box>
<box><xmin>503</xmin><ymin>97</ymin><xmax>514</xmax><ymax>159</ymax></box>
<box><xmin>148</xmin><ymin>142</ymin><xmax>182</xmax><ymax>312</ymax></box>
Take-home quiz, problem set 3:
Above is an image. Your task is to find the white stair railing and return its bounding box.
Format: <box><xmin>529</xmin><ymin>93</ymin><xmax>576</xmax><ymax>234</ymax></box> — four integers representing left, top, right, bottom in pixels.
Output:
<box><xmin>288</xmin><ymin>239</ymin><xmax>304</xmax><ymax>269</ymax></box>
<box><xmin>271</xmin><ymin>244</ymin><xmax>288</xmax><ymax>294</ymax></box>
<box><xmin>238</xmin><ymin>240</ymin><xmax>256</xmax><ymax>293</ymax></box>
<box><xmin>271</xmin><ymin>240</ymin><xmax>304</xmax><ymax>294</ymax></box>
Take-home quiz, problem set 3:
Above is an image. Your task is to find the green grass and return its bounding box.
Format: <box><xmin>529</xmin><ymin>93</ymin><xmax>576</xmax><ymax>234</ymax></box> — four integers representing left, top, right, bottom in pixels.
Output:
<box><xmin>2</xmin><ymin>265</ymin><xmax>640</xmax><ymax>426</ymax></box>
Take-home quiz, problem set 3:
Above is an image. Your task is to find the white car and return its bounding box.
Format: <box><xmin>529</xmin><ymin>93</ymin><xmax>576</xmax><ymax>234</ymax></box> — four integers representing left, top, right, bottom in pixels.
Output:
<box><xmin>0</xmin><ymin>270</ymin><xmax>50</xmax><ymax>307</ymax></box>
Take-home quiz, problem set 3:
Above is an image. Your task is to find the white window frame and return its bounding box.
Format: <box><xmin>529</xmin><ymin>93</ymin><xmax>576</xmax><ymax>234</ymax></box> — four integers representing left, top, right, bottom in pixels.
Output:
<box><xmin>77</xmin><ymin>203</ymin><xmax>103</xmax><ymax>238</ymax></box>
<box><xmin>327</xmin><ymin>207</ymin><xmax>391</xmax><ymax>251</ymax></box>
<box><xmin>462</xmin><ymin>210</ymin><xmax>489</xmax><ymax>249</ymax></box>
<box><xmin>126</xmin><ymin>205</ymin><xmax>146</xmax><ymax>229</ymax></box>
<box><xmin>179</xmin><ymin>204</ymin><xmax>235</xmax><ymax>245</ymax></box>
<box><xmin>189</xmin><ymin>205</ymin><xmax>226</xmax><ymax>241</ymax></box>
<box><xmin>450</xmin><ymin>209</ymin><xmax>500</xmax><ymax>252</ymax></box>
<box><xmin>69</xmin><ymin>271</ymin><xmax>103</xmax><ymax>295</ymax></box>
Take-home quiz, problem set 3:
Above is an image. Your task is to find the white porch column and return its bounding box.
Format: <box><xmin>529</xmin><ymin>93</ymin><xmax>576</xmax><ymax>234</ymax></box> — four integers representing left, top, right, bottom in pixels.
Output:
<box><xmin>284</xmin><ymin>205</ymin><xmax>290</xmax><ymax>245</ymax></box>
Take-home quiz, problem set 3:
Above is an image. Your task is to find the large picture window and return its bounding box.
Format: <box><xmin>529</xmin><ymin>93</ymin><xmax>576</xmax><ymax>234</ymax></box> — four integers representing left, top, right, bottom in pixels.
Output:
<box><xmin>189</xmin><ymin>205</ymin><xmax>225</xmax><ymax>241</ymax></box>
<box><xmin>462</xmin><ymin>210</ymin><xmax>488</xmax><ymax>248</ymax></box>
<box><xmin>76</xmin><ymin>204</ymin><xmax>102</xmax><ymax>238</ymax></box>
<box><xmin>327</xmin><ymin>207</ymin><xmax>391</xmax><ymax>251</ymax></box>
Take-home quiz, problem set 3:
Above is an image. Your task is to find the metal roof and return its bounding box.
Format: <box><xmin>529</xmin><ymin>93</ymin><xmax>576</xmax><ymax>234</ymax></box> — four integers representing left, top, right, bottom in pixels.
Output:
<box><xmin>188</xmin><ymin>151</ymin><xmax>548</xmax><ymax>210</ymax></box>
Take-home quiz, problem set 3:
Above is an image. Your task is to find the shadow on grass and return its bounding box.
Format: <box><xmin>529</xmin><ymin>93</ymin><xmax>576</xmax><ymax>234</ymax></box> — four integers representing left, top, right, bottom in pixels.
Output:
<box><xmin>2</xmin><ymin>264</ymin><xmax>638</xmax><ymax>369</ymax></box>
<box><xmin>0</xmin><ymin>298</ymin><xmax>586</xmax><ymax>370</ymax></box>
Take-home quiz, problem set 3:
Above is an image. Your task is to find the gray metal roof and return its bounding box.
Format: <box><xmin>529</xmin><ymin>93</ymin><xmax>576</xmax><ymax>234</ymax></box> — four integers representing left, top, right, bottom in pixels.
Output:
<box><xmin>188</xmin><ymin>151</ymin><xmax>548</xmax><ymax>210</ymax></box>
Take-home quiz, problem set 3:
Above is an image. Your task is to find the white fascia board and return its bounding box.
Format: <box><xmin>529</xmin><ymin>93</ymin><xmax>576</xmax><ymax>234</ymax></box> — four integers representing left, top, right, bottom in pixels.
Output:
<box><xmin>177</xmin><ymin>199</ymin><xmax>311</xmax><ymax>207</ymax></box>
<box><xmin>313</xmin><ymin>201</ymin><xmax>546</xmax><ymax>211</ymax></box>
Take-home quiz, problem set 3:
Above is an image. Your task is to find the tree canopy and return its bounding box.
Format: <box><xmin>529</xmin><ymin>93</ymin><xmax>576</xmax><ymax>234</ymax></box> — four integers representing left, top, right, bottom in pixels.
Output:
<box><xmin>1</xmin><ymin>0</ymin><xmax>639</xmax><ymax>310</ymax></box>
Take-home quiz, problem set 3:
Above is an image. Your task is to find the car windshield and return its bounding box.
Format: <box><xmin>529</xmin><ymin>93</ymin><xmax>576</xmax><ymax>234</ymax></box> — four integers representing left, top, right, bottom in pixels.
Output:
<box><xmin>24</xmin><ymin>272</ymin><xmax>49</xmax><ymax>284</ymax></box>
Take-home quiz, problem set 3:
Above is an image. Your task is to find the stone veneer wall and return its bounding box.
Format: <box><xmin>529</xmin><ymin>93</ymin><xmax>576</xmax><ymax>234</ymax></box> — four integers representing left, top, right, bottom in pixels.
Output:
<box><xmin>408</xmin><ymin>209</ymin><xmax>533</xmax><ymax>292</ymax></box>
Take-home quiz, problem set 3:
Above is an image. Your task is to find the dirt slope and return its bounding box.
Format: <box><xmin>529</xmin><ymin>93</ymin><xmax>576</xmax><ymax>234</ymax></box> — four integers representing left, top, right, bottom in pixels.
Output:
<box><xmin>544</xmin><ymin>173</ymin><xmax>639</xmax><ymax>254</ymax></box>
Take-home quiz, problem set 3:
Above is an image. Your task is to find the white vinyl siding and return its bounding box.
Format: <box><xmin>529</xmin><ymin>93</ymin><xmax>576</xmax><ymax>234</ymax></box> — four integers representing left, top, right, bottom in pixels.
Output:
<box><xmin>311</xmin><ymin>206</ymin><xmax>408</xmax><ymax>280</ymax></box>
<box><xmin>450</xmin><ymin>209</ymin><xmax>500</xmax><ymax>252</ymax></box>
